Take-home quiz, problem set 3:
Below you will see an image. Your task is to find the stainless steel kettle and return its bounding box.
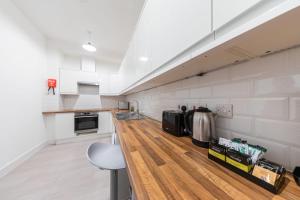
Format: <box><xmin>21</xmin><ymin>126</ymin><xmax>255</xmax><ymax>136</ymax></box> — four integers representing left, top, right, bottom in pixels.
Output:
<box><xmin>185</xmin><ymin>107</ymin><xmax>216</xmax><ymax>148</ymax></box>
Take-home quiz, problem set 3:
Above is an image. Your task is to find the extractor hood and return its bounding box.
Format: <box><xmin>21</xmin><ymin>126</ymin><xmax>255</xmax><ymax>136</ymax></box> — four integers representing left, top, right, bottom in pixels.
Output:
<box><xmin>77</xmin><ymin>81</ymin><xmax>99</xmax><ymax>86</ymax></box>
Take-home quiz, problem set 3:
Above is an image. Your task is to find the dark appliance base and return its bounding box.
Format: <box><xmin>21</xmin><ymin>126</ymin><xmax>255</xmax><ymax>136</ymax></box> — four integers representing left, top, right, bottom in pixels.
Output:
<box><xmin>192</xmin><ymin>139</ymin><xmax>209</xmax><ymax>148</ymax></box>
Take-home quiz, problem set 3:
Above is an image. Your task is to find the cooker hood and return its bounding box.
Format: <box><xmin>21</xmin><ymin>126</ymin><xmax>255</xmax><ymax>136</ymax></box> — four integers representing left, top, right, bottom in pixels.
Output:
<box><xmin>77</xmin><ymin>81</ymin><xmax>99</xmax><ymax>86</ymax></box>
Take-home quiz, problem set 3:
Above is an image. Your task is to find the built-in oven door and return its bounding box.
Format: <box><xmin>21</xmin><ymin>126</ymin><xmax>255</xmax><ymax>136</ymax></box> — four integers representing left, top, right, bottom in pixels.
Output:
<box><xmin>75</xmin><ymin>114</ymin><xmax>99</xmax><ymax>134</ymax></box>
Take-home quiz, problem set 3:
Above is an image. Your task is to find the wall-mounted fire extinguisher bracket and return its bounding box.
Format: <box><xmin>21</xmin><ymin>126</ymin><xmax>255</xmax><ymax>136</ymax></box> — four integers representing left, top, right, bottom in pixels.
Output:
<box><xmin>48</xmin><ymin>79</ymin><xmax>56</xmax><ymax>95</ymax></box>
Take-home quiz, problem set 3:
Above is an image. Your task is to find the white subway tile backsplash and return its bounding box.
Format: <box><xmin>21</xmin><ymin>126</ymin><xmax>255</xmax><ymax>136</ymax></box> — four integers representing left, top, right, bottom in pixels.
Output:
<box><xmin>183</xmin><ymin>99</ymin><xmax>204</xmax><ymax>110</ymax></box>
<box><xmin>290</xmin><ymin>97</ymin><xmax>300</xmax><ymax>121</ymax></box>
<box><xmin>190</xmin><ymin>87</ymin><xmax>211</xmax><ymax>98</ymax></box>
<box><xmin>216</xmin><ymin>116</ymin><xmax>253</xmax><ymax>136</ymax></box>
<box><xmin>232</xmin><ymin>98</ymin><xmax>289</xmax><ymax>120</ymax></box>
<box><xmin>255</xmin><ymin>119</ymin><xmax>300</xmax><ymax>147</ymax></box>
<box><xmin>201</xmin><ymin>98</ymin><xmax>230</xmax><ymax>113</ymax></box>
<box><xmin>254</xmin><ymin>74</ymin><xmax>300</xmax><ymax>96</ymax></box>
<box><xmin>212</xmin><ymin>81</ymin><xmax>252</xmax><ymax>97</ymax></box>
<box><xmin>216</xmin><ymin>128</ymin><xmax>233</xmax><ymax>139</ymax></box>
<box><xmin>290</xmin><ymin>147</ymin><xmax>300</xmax><ymax>170</ymax></box>
<box><xmin>175</xmin><ymin>89</ymin><xmax>189</xmax><ymax>98</ymax></box>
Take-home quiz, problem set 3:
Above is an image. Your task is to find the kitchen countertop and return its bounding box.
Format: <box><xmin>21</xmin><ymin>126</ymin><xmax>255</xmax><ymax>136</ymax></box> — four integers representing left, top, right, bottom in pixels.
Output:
<box><xmin>112</xmin><ymin>113</ymin><xmax>300</xmax><ymax>200</ymax></box>
<box><xmin>42</xmin><ymin>108</ymin><xmax>114</xmax><ymax>114</ymax></box>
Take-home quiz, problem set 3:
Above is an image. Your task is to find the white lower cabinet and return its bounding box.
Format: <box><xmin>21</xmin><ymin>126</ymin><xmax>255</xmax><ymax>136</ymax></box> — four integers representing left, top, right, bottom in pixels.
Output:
<box><xmin>44</xmin><ymin>111</ymin><xmax>115</xmax><ymax>144</ymax></box>
<box><xmin>54</xmin><ymin>113</ymin><xmax>75</xmax><ymax>140</ymax></box>
<box><xmin>98</xmin><ymin>112</ymin><xmax>113</xmax><ymax>134</ymax></box>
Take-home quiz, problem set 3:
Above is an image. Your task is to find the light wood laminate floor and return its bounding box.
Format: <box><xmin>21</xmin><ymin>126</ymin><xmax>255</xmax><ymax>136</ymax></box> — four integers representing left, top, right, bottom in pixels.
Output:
<box><xmin>0</xmin><ymin>137</ymin><xmax>111</xmax><ymax>200</ymax></box>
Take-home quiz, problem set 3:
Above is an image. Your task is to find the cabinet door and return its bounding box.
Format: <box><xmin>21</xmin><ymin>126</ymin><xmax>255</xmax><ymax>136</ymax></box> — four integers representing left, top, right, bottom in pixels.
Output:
<box><xmin>109</xmin><ymin>74</ymin><xmax>121</xmax><ymax>94</ymax></box>
<box><xmin>145</xmin><ymin>0</ymin><xmax>212</xmax><ymax>71</ymax></box>
<box><xmin>99</xmin><ymin>75</ymin><xmax>110</xmax><ymax>94</ymax></box>
<box><xmin>59</xmin><ymin>69</ymin><xmax>78</xmax><ymax>94</ymax></box>
<box><xmin>55</xmin><ymin>113</ymin><xmax>75</xmax><ymax>140</ymax></box>
<box><xmin>213</xmin><ymin>0</ymin><xmax>262</xmax><ymax>30</ymax></box>
<box><xmin>134</xmin><ymin>14</ymin><xmax>152</xmax><ymax>80</ymax></box>
<box><xmin>98</xmin><ymin>112</ymin><xmax>113</xmax><ymax>134</ymax></box>
<box><xmin>77</xmin><ymin>71</ymin><xmax>98</xmax><ymax>83</ymax></box>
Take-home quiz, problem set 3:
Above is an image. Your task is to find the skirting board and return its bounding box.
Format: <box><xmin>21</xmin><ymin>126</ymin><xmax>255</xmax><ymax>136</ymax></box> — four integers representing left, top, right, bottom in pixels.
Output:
<box><xmin>0</xmin><ymin>141</ymin><xmax>49</xmax><ymax>179</ymax></box>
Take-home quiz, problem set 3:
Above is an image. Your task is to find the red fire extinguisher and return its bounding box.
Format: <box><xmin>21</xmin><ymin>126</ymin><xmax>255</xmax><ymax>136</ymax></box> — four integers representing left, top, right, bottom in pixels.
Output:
<box><xmin>48</xmin><ymin>79</ymin><xmax>56</xmax><ymax>95</ymax></box>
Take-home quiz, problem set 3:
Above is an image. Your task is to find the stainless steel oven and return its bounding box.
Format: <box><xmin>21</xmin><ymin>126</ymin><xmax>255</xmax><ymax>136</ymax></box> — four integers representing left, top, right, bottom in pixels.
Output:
<box><xmin>75</xmin><ymin>112</ymin><xmax>98</xmax><ymax>134</ymax></box>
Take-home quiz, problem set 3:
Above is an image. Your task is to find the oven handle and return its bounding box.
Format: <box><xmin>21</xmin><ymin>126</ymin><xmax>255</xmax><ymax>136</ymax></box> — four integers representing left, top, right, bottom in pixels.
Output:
<box><xmin>75</xmin><ymin>116</ymin><xmax>98</xmax><ymax>119</ymax></box>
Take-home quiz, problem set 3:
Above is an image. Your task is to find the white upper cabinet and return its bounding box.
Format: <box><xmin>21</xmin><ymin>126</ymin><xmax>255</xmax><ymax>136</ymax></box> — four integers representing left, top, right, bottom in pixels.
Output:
<box><xmin>99</xmin><ymin>75</ymin><xmax>110</xmax><ymax>94</ymax></box>
<box><xmin>145</xmin><ymin>0</ymin><xmax>212</xmax><ymax>71</ymax></box>
<box><xmin>213</xmin><ymin>0</ymin><xmax>262</xmax><ymax>30</ymax></box>
<box><xmin>77</xmin><ymin>71</ymin><xmax>98</xmax><ymax>83</ymax></box>
<box><xmin>59</xmin><ymin>69</ymin><xmax>79</xmax><ymax>95</ymax></box>
<box><xmin>119</xmin><ymin>0</ymin><xmax>212</xmax><ymax>90</ymax></box>
<box><xmin>99</xmin><ymin>73</ymin><xmax>121</xmax><ymax>95</ymax></box>
<box><xmin>60</xmin><ymin>69</ymin><xmax>99</xmax><ymax>95</ymax></box>
<box><xmin>117</xmin><ymin>0</ymin><xmax>297</xmax><ymax>94</ymax></box>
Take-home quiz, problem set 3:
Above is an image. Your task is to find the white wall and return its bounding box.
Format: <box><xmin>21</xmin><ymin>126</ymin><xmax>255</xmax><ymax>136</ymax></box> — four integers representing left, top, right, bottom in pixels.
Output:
<box><xmin>62</xmin><ymin>55</ymin><xmax>81</xmax><ymax>71</ymax></box>
<box><xmin>0</xmin><ymin>0</ymin><xmax>47</xmax><ymax>173</ymax></box>
<box><xmin>60</xmin><ymin>95</ymin><xmax>125</xmax><ymax>110</ymax></box>
<box><xmin>42</xmin><ymin>44</ymin><xmax>64</xmax><ymax>111</ymax></box>
<box><xmin>127</xmin><ymin>46</ymin><xmax>300</xmax><ymax>171</ymax></box>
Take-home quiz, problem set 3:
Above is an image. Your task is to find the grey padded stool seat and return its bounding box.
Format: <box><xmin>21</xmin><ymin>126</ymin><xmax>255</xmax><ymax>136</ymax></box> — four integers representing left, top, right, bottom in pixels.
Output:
<box><xmin>87</xmin><ymin>143</ymin><xmax>125</xmax><ymax>200</ymax></box>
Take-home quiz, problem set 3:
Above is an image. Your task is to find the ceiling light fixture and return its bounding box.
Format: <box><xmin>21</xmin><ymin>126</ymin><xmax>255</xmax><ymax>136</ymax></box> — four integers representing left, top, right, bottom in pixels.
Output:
<box><xmin>82</xmin><ymin>31</ymin><xmax>96</xmax><ymax>52</ymax></box>
<box><xmin>139</xmin><ymin>56</ymin><xmax>148</xmax><ymax>62</ymax></box>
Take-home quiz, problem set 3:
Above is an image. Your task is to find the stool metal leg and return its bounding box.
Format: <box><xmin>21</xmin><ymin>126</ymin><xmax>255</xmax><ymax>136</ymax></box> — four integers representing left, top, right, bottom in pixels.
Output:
<box><xmin>110</xmin><ymin>170</ymin><xmax>118</xmax><ymax>200</ymax></box>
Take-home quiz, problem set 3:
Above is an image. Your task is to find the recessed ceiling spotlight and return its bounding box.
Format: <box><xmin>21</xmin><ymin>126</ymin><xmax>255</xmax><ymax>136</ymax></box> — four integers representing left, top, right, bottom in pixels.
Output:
<box><xmin>82</xmin><ymin>31</ymin><xmax>96</xmax><ymax>52</ymax></box>
<box><xmin>139</xmin><ymin>56</ymin><xmax>148</xmax><ymax>62</ymax></box>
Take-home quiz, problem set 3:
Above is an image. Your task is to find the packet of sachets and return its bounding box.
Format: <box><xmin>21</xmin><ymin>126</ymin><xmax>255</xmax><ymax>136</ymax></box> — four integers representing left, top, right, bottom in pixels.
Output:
<box><xmin>248</xmin><ymin>144</ymin><xmax>267</xmax><ymax>164</ymax></box>
<box><xmin>218</xmin><ymin>137</ymin><xmax>267</xmax><ymax>165</ymax></box>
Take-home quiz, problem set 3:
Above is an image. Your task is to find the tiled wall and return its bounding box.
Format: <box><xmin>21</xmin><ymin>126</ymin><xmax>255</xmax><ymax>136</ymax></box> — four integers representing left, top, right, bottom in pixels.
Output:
<box><xmin>127</xmin><ymin>46</ymin><xmax>300</xmax><ymax>170</ymax></box>
<box><xmin>61</xmin><ymin>95</ymin><xmax>125</xmax><ymax>109</ymax></box>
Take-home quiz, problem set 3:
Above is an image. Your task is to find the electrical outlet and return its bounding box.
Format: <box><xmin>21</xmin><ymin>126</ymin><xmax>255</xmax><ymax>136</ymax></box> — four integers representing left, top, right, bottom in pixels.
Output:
<box><xmin>198</xmin><ymin>103</ymin><xmax>207</xmax><ymax>108</ymax></box>
<box><xmin>215</xmin><ymin>104</ymin><xmax>233</xmax><ymax>118</ymax></box>
<box><xmin>187</xmin><ymin>103</ymin><xmax>207</xmax><ymax>110</ymax></box>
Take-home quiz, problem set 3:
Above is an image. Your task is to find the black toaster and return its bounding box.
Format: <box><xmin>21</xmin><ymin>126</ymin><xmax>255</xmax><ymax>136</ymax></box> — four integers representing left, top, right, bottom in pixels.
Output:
<box><xmin>162</xmin><ymin>110</ymin><xmax>185</xmax><ymax>137</ymax></box>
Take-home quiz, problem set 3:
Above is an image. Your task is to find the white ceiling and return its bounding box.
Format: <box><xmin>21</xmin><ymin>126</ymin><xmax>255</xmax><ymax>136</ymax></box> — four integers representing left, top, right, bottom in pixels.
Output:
<box><xmin>12</xmin><ymin>0</ymin><xmax>145</xmax><ymax>64</ymax></box>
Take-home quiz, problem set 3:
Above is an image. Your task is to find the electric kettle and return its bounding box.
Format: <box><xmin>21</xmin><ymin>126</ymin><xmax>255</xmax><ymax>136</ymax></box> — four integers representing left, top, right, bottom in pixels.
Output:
<box><xmin>185</xmin><ymin>107</ymin><xmax>216</xmax><ymax>148</ymax></box>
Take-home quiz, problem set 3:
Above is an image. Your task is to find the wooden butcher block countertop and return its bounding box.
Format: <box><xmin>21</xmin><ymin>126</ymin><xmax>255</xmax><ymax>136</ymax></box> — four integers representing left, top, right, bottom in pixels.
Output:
<box><xmin>113</xmin><ymin>115</ymin><xmax>300</xmax><ymax>200</ymax></box>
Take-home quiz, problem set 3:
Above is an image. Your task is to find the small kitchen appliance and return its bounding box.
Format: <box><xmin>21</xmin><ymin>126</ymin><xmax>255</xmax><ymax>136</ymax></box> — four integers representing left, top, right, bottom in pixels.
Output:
<box><xmin>185</xmin><ymin>107</ymin><xmax>216</xmax><ymax>148</ymax></box>
<box><xmin>162</xmin><ymin>110</ymin><xmax>185</xmax><ymax>137</ymax></box>
<box><xmin>293</xmin><ymin>166</ymin><xmax>300</xmax><ymax>186</ymax></box>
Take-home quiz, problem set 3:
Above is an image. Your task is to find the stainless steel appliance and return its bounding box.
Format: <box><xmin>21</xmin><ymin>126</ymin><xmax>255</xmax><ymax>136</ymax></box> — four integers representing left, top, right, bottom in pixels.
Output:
<box><xmin>185</xmin><ymin>107</ymin><xmax>216</xmax><ymax>148</ymax></box>
<box><xmin>75</xmin><ymin>112</ymin><xmax>98</xmax><ymax>134</ymax></box>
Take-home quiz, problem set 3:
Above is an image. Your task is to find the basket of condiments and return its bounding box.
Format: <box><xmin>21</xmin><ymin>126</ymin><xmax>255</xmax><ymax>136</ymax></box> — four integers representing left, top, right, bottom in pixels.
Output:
<box><xmin>208</xmin><ymin>138</ymin><xmax>286</xmax><ymax>194</ymax></box>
